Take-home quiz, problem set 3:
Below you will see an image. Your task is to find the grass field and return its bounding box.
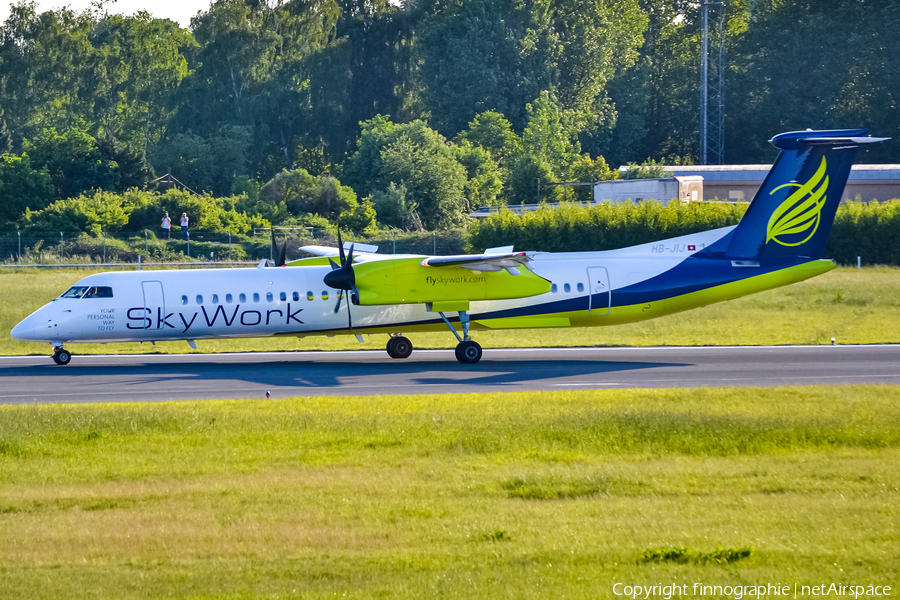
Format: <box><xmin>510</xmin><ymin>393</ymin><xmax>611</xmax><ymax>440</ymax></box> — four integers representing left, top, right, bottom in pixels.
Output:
<box><xmin>3</xmin><ymin>266</ymin><xmax>900</xmax><ymax>356</ymax></box>
<box><xmin>1</xmin><ymin>386</ymin><xmax>898</xmax><ymax>598</ymax></box>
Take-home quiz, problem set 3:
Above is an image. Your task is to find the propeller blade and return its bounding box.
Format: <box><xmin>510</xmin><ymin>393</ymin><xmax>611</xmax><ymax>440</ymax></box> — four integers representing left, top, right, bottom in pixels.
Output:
<box><xmin>337</xmin><ymin>230</ymin><xmax>346</xmax><ymax>265</ymax></box>
<box><xmin>328</xmin><ymin>258</ymin><xmax>340</xmax><ymax>271</ymax></box>
<box><xmin>270</xmin><ymin>228</ymin><xmax>277</xmax><ymax>264</ymax></box>
<box><xmin>345</xmin><ymin>291</ymin><xmax>352</xmax><ymax>331</ymax></box>
<box><xmin>333</xmin><ymin>291</ymin><xmax>343</xmax><ymax>314</ymax></box>
<box><xmin>346</xmin><ymin>243</ymin><xmax>354</xmax><ymax>266</ymax></box>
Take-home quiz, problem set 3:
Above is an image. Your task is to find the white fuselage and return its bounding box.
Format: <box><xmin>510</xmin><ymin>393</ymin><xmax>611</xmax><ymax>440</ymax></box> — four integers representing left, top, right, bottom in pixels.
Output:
<box><xmin>12</xmin><ymin>227</ymin><xmax>733</xmax><ymax>346</ymax></box>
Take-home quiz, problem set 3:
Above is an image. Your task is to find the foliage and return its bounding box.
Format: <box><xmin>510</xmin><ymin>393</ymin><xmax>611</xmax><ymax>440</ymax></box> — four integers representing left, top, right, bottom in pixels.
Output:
<box><xmin>826</xmin><ymin>200</ymin><xmax>900</xmax><ymax>266</ymax></box>
<box><xmin>18</xmin><ymin>188</ymin><xmax>269</xmax><ymax>236</ymax></box>
<box><xmin>0</xmin><ymin>152</ymin><xmax>55</xmax><ymax>226</ymax></box>
<box><xmin>621</xmin><ymin>158</ymin><xmax>669</xmax><ymax>180</ymax></box>
<box><xmin>344</xmin><ymin>117</ymin><xmax>467</xmax><ymax>230</ymax></box>
<box><xmin>23</xmin><ymin>125</ymin><xmax>154</xmax><ymax>198</ymax></box>
<box><xmin>2</xmin><ymin>0</ymin><xmax>900</xmax><ymax>234</ymax></box>
<box><xmin>455</xmin><ymin>143</ymin><xmax>504</xmax><ymax>210</ymax></box>
<box><xmin>371</xmin><ymin>183</ymin><xmax>422</xmax><ymax>231</ymax></box>
<box><xmin>455</xmin><ymin>110</ymin><xmax>521</xmax><ymax>167</ymax></box>
<box><xmin>468</xmin><ymin>200</ymin><xmax>747</xmax><ymax>252</ymax></box>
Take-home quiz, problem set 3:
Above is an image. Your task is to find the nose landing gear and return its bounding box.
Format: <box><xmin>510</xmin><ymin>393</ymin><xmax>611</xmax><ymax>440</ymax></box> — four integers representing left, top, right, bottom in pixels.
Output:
<box><xmin>51</xmin><ymin>346</ymin><xmax>72</xmax><ymax>365</ymax></box>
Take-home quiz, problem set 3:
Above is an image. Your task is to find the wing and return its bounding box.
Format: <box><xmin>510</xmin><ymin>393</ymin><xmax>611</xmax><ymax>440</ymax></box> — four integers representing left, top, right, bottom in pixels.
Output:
<box><xmin>420</xmin><ymin>252</ymin><xmax>534</xmax><ymax>275</ymax></box>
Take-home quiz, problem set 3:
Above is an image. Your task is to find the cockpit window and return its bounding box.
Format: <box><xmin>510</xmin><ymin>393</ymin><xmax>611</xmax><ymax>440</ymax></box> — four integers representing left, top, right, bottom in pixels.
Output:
<box><xmin>60</xmin><ymin>286</ymin><xmax>89</xmax><ymax>298</ymax></box>
<box><xmin>83</xmin><ymin>286</ymin><xmax>113</xmax><ymax>298</ymax></box>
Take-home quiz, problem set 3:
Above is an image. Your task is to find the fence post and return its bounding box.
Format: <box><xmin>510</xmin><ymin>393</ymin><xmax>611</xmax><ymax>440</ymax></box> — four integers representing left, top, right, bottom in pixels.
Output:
<box><xmin>392</xmin><ymin>231</ymin><xmax>396</xmax><ymax>254</ymax></box>
<box><xmin>138</xmin><ymin>255</ymin><xmax>141</xmax><ymax>271</ymax></box>
<box><xmin>17</xmin><ymin>230</ymin><xmax>21</xmax><ymax>261</ymax></box>
<box><xmin>60</xmin><ymin>232</ymin><xmax>63</xmax><ymax>261</ymax></box>
<box><xmin>144</xmin><ymin>230</ymin><xmax>148</xmax><ymax>256</ymax></box>
<box><xmin>102</xmin><ymin>232</ymin><xmax>107</xmax><ymax>264</ymax></box>
<box><xmin>228</xmin><ymin>232</ymin><xmax>232</xmax><ymax>261</ymax></box>
<box><xmin>433</xmin><ymin>231</ymin><xmax>436</xmax><ymax>255</ymax></box>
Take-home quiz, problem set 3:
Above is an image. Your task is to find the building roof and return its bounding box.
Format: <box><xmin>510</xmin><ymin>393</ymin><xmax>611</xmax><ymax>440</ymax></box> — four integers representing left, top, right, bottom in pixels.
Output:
<box><xmin>656</xmin><ymin>165</ymin><xmax>900</xmax><ymax>182</ymax></box>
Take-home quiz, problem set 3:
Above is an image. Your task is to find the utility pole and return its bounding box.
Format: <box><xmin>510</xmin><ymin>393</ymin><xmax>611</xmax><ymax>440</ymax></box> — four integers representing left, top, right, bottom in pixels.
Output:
<box><xmin>700</xmin><ymin>0</ymin><xmax>725</xmax><ymax>165</ymax></box>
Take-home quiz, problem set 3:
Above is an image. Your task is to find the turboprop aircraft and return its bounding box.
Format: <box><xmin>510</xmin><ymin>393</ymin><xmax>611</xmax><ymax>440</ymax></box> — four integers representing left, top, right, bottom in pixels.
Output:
<box><xmin>11</xmin><ymin>129</ymin><xmax>886</xmax><ymax>365</ymax></box>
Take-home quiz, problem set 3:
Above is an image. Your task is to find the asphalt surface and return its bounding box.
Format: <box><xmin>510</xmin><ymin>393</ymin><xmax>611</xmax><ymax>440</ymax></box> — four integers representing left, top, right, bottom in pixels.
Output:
<box><xmin>1</xmin><ymin>345</ymin><xmax>899</xmax><ymax>404</ymax></box>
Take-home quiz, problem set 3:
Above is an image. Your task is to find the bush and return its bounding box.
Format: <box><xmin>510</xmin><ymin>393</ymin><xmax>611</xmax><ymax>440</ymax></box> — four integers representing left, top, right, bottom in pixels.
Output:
<box><xmin>468</xmin><ymin>200</ymin><xmax>746</xmax><ymax>253</ymax></box>
<box><xmin>468</xmin><ymin>199</ymin><xmax>900</xmax><ymax>266</ymax></box>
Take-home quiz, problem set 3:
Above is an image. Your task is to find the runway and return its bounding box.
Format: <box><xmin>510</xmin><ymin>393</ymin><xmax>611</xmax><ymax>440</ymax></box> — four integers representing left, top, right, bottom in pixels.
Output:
<box><xmin>1</xmin><ymin>345</ymin><xmax>899</xmax><ymax>404</ymax></box>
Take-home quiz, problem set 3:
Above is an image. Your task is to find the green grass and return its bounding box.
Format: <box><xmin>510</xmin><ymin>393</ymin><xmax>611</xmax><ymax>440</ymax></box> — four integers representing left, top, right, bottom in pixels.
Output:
<box><xmin>3</xmin><ymin>266</ymin><xmax>900</xmax><ymax>355</ymax></box>
<box><xmin>0</xmin><ymin>386</ymin><xmax>898</xmax><ymax>598</ymax></box>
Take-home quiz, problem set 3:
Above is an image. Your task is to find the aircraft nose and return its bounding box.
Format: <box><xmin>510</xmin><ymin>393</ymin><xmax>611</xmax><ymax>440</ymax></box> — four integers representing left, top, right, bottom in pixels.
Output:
<box><xmin>11</xmin><ymin>315</ymin><xmax>37</xmax><ymax>341</ymax></box>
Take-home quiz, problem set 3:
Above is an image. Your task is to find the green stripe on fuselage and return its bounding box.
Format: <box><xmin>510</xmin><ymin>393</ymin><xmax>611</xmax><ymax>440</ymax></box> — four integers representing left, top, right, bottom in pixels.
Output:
<box><xmin>299</xmin><ymin>259</ymin><xmax>834</xmax><ymax>337</ymax></box>
<box><xmin>519</xmin><ymin>258</ymin><xmax>835</xmax><ymax>329</ymax></box>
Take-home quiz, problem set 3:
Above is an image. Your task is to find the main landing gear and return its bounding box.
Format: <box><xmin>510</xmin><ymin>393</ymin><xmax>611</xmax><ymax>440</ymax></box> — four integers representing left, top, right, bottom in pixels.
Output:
<box><xmin>440</xmin><ymin>310</ymin><xmax>483</xmax><ymax>364</ymax></box>
<box><xmin>51</xmin><ymin>345</ymin><xmax>72</xmax><ymax>365</ymax></box>
<box><xmin>386</xmin><ymin>335</ymin><xmax>413</xmax><ymax>359</ymax></box>
<box><xmin>384</xmin><ymin>310</ymin><xmax>483</xmax><ymax>364</ymax></box>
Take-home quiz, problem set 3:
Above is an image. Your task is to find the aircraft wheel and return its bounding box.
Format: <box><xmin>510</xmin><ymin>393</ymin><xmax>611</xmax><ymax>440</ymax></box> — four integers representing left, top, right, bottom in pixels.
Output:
<box><xmin>386</xmin><ymin>337</ymin><xmax>398</xmax><ymax>358</ymax></box>
<box><xmin>53</xmin><ymin>349</ymin><xmax>72</xmax><ymax>365</ymax></box>
<box><xmin>455</xmin><ymin>340</ymin><xmax>482</xmax><ymax>364</ymax></box>
<box><xmin>390</xmin><ymin>336</ymin><xmax>413</xmax><ymax>359</ymax></box>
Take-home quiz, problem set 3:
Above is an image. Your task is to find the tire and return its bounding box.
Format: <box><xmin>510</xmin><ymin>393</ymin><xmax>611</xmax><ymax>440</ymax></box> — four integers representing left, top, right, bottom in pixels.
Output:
<box><xmin>54</xmin><ymin>349</ymin><xmax>72</xmax><ymax>365</ymax></box>
<box><xmin>386</xmin><ymin>337</ymin><xmax>398</xmax><ymax>358</ymax></box>
<box><xmin>455</xmin><ymin>340</ymin><xmax>482</xmax><ymax>364</ymax></box>
<box><xmin>391</xmin><ymin>336</ymin><xmax>413</xmax><ymax>359</ymax></box>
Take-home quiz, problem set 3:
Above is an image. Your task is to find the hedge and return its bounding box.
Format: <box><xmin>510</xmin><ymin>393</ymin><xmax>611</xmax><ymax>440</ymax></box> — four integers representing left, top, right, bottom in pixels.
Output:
<box><xmin>468</xmin><ymin>200</ymin><xmax>900</xmax><ymax>266</ymax></box>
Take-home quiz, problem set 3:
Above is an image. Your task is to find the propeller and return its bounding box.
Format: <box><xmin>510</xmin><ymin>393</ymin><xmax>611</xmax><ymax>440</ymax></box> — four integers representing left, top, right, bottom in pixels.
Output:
<box><xmin>324</xmin><ymin>230</ymin><xmax>359</xmax><ymax>331</ymax></box>
<box><xmin>270</xmin><ymin>228</ymin><xmax>287</xmax><ymax>267</ymax></box>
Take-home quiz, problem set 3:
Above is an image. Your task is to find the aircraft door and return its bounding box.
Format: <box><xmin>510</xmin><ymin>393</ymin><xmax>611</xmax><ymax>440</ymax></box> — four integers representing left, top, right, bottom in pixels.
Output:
<box><xmin>141</xmin><ymin>280</ymin><xmax>165</xmax><ymax>330</ymax></box>
<box><xmin>586</xmin><ymin>267</ymin><xmax>610</xmax><ymax>316</ymax></box>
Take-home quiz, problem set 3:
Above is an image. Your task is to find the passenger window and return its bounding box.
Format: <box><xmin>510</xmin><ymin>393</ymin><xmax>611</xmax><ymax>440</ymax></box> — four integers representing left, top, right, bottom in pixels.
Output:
<box><xmin>551</xmin><ymin>284</ymin><xmax>558</xmax><ymax>293</ymax></box>
<box><xmin>181</xmin><ymin>295</ymin><xmax>188</xmax><ymax>305</ymax></box>
<box><xmin>266</xmin><ymin>292</ymin><xmax>274</xmax><ymax>302</ymax></box>
<box><xmin>60</xmin><ymin>286</ymin><xmax>89</xmax><ymax>298</ymax></box>
<box><xmin>253</xmin><ymin>293</ymin><xmax>260</xmax><ymax>303</ymax></box>
<box><xmin>226</xmin><ymin>294</ymin><xmax>233</xmax><ymax>303</ymax></box>
<box><xmin>577</xmin><ymin>283</ymin><xmax>584</xmax><ymax>293</ymax></box>
<box><xmin>307</xmin><ymin>292</ymin><xmax>313</xmax><ymax>301</ymax></box>
<box><xmin>322</xmin><ymin>291</ymin><xmax>329</xmax><ymax>301</ymax></box>
<box><xmin>293</xmin><ymin>292</ymin><xmax>300</xmax><ymax>301</ymax></box>
<box><xmin>239</xmin><ymin>293</ymin><xmax>246</xmax><ymax>303</ymax></box>
<box><xmin>564</xmin><ymin>283</ymin><xmax>571</xmax><ymax>293</ymax></box>
<box><xmin>212</xmin><ymin>294</ymin><xmax>219</xmax><ymax>304</ymax></box>
<box><xmin>82</xmin><ymin>286</ymin><xmax>114</xmax><ymax>298</ymax></box>
<box><xmin>279</xmin><ymin>292</ymin><xmax>287</xmax><ymax>301</ymax></box>
<box><xmin>196</xmin><ymin>295</ymin><xmax>203</xmax><ymax>304</ymax></box>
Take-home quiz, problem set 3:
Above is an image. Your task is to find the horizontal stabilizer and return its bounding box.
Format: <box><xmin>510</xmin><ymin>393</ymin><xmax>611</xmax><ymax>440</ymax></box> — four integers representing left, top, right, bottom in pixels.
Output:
<box><xmin>300</xmin><ymin>243</ymin><xmax>379</xmax><ymax>257</ymax></box>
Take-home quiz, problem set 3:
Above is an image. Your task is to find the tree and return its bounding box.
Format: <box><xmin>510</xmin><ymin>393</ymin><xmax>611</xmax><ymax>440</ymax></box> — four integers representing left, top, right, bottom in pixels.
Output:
<box><xmin>260</xmin><ymin>168</ymin><xmax>359</xmax><ymax>221</ymax></box>
<box><xmin>344</xmin><ymin>117</ymin><xmax>468</xmax><ymax>229</ymax></box>
<box><xmin>455</xmin><ymin>143</ymin><xmax>504</xmax><ymax>210</ymax></box>
<box><xmin>416</xmin><ymin>0</ymin><xmax>647</xmax><ymax>135</ymax></box>
<box><xmin>0</xmin><ymin>152</ymin><xmax>55</xmax><ymax>225</ymax></box>
<box><xmin>24</xmin><ymin>126</ymin><xmax>120</xmax><ymax>198</ymax></box>
<box><xmin>455</xmin><ymin>111</ymin><xmax>521</xmax><ymax>167</ymax></box>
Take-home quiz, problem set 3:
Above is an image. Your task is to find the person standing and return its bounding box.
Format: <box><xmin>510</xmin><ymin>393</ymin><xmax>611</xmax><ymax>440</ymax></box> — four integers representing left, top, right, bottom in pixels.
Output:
<box><xmin>161</xmin><ymin>212</ymin><xmax>171</xmax><ymax>239</ymax></box>
<box><xmin>180</xmin><ymin>212</ymin><xmax>189</xmax><ymax>239</ymax></box>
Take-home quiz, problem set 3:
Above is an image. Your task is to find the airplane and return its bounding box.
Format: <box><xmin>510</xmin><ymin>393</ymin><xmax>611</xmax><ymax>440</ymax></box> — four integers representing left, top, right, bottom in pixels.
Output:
<box><xmin>11</xmin><ymin>129</ymin><xmax>886</xmax><ymax>365</ymax></box>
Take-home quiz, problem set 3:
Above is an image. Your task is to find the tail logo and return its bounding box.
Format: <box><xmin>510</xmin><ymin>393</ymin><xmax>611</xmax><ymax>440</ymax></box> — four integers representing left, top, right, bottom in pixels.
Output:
<box><xmin>766</xmin><ymin>156</ymin><xmax>829</xmax><ymax>247</ymax></box>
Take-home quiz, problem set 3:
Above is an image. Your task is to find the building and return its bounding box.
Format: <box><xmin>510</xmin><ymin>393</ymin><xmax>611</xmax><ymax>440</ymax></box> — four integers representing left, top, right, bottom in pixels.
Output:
<box><xmin>662</xmin><ymin>165</ymin><xmax>900</xmax><ymax>203</ymax></box>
